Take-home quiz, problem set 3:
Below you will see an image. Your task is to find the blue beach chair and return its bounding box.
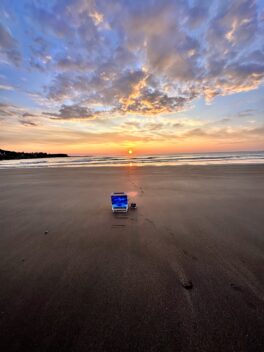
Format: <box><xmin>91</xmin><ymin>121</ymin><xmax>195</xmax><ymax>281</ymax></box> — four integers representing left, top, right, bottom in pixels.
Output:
<box><xmin>111</xmin><ymin>192</ymin><xmax>128</xmax><ymax>213</ymax></box>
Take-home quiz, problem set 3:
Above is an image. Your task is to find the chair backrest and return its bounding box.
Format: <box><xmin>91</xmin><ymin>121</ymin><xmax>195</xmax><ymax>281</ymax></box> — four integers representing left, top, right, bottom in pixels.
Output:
<box><xmin>111</xmin><ymin>192</ymin><xmax>128</xmax><ymax>207</ymax></box>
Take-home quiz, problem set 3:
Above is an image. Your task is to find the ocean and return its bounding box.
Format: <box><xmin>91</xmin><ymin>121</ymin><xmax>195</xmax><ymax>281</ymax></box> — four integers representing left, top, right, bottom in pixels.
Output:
<box><xmin>0</xmin><ymin>151</ymin><xmax>264</xmax><ymax>169</ymax></box>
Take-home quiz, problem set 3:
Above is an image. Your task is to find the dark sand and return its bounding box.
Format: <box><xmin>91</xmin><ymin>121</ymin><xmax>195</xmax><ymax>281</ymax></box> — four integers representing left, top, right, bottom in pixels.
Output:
<box><xmin>0</xmin><ymin>165</ymin><xmax>264</xmax><ymax>352</ymax></box>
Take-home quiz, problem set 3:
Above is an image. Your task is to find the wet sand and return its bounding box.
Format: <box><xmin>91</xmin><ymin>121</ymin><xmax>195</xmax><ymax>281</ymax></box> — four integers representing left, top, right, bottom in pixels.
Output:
<box><xmin>0</xmin><ymin>165</ymin><xmax>264</xmax><ymax>352</ymax></box>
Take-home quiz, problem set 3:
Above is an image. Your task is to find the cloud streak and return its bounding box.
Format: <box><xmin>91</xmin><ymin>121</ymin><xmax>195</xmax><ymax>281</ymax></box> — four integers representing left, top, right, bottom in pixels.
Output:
<box><xmin>0</xmin><ymin>23</ymin><xmax>21</xmax><ymax>65</ymax></box>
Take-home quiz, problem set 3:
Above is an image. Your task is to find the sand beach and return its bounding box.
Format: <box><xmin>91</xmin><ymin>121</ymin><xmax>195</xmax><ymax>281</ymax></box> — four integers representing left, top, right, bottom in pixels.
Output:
<box><xmin>0</xmin><ymin>165</ymin><xmax>264</xmax><ymax>351</ymax></box>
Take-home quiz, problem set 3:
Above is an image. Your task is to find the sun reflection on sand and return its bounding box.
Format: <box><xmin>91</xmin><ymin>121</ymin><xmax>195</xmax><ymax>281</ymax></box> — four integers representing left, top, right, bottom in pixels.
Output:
<box><xmin>127</xmin><ymin>191</ymin><xmax>138</xmax><ymax>197</ymax></box>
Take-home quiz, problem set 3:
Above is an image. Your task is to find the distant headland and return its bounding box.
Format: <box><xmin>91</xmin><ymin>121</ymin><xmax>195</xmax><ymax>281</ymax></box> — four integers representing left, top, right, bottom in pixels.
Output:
<box><xmin>0</xmin><ymin>149</ymin><xmax>68</xmax><ymax>160</ymax></box>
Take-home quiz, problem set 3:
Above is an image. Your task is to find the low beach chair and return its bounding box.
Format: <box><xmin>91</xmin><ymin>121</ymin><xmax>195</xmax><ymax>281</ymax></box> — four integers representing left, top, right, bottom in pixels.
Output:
<box><xmin>111</xmin><ymin>192</ymin><xmax>128</xmax><ymax>213</ymax></box>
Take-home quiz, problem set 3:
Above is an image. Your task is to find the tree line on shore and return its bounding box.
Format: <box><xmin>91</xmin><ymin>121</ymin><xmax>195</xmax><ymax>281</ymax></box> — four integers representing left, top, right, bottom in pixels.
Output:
<box><xmin>0</xmin><ymin>149</ymin><xmax>68</xmax><ymax>160</ymax></box>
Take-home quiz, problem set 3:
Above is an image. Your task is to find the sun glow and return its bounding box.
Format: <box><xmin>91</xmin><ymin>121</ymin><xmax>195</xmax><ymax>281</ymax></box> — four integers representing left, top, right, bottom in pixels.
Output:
<box><xmin>128</xmin><ymin>149</ymin><xmax>133</xmax><ymax>155</ymax></box>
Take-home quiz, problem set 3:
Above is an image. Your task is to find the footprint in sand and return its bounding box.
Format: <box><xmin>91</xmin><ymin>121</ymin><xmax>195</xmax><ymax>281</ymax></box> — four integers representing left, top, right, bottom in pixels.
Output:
<box><xmin>183</xmin><ymin>249</ymin><xmax>198</xmax><ymax>261</ymax></box>
<box><xmin>112</xmin><ymin>224</ymin><xmax>126</xmax><ymax>228</ymax></box>
<box><xmin>230</xmin><ymin>283</ymin><xmax>243</xmax><ymax>292</ymax></box>
<box><xmin>145</xmin><ymin>217</ymin><xmax>156</xmax><ymax>228</ymax></box>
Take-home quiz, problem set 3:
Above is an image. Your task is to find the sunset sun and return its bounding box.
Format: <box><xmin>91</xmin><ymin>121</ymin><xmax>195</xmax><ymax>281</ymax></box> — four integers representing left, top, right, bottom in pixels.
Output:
<box><xmin>128</xmin><ymin>149</ymin><xmax>133</xmax><ymax>155</ymax></box>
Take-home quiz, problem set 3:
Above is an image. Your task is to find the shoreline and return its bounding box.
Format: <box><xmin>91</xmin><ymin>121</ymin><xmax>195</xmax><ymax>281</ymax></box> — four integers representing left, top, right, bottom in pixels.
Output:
<box><xmin>1</xmin><ymin>151</ymin><xmax>264</xmax><ymax>170</ymax></box>
<box><xmin>1</xmin><ymin>161</ymin><xmax>264</xmax><ymax>171</ymax></box>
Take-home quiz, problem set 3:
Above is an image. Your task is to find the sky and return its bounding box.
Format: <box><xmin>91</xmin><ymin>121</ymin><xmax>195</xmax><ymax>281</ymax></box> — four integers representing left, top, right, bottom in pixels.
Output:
<box><xmin>0</xmin><ymin>0</ymin><xmax>264</xmax><ymax>156</ymax></box>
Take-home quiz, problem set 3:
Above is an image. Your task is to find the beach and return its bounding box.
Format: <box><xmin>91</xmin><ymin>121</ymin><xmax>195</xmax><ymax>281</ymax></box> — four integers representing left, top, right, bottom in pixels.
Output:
<box><xmin>0</xmin><ymin>164</ymin><xmax>264</xmax><ymax>352</ymax></box>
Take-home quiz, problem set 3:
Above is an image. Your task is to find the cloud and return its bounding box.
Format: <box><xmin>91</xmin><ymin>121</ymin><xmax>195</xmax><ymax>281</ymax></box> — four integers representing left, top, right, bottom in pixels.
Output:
<box><xmin>22</xmin><ymin>112</ymin><xmax>33</xmax><ymax>117</ymax></box>
<box><xmin>19</xmin><ymin>119</ymin><xmax>38</xmax><ymax>127</ymax></box>
<box><xmin>186</xmin><ymin>0</ymin><xmax>212</xmax><ymax>28</ymax></box>
<box><xmin>55</xmin><ymin>55</ymin><xmax>94</xmax><ymax>72</ymax></box>
<box><xmin>43</xmin><ymin>69</ymin><xmax>197</xmax><ymax>120</ymax></box>
<box><xmin>28</xmin><ymin>6</ymin><xmax>74</xmax><ymax>39</ymax></box>
<box><xmin>118</xmin><ymin>86</ymin><xmax>197</xmax><ymax>115</ymax></box>
<box><xmin>181</xmin><ymin>124</ymin><xmax>264</xmax><ymax>141</ymax></box>
<box><xmin>0</xmin><ymin>103</ymin><xmax>40</xmax><ymax>127</ymax></box>
<box><xmin>117</xmin><ymin>118</ymin><xmax>187</xmax><ymax>140</ymax></box>
<box><xmin>1</xmin><ymin>0</ymin><xmax>264</xmax><ymax>128</ymax></box>
<box><xmin>0</xmin><ymin>23</ymin><xmax>21</xmax><ymax>65</ymax></box>
<box><xmin>0</xmin><ymin>84</ymin><xmax>14</xmax><ymax>90</ymax></box>
<box><xmin>35</xmin><ymin>0</ymin><xmax>263</xmax><ymax>119</ymax></box>
<box><xmin>234</xmin><ymin>109</ymin><xmax>257</xmax><ymax>118</ymax></box>
<box><xmin>0</xmin><ymin>103</ymin><xmax>18</xmax><ymax>117</ymax></box>
<box><xmin>27</xmin><ymin>36</ymin><xmax>53</xmax><ymax>72</ymax></box>
<box><xmin>43</xmin><ymin>104</ymin><xmax>95</xmax><ymax>120</ymax></box>
<box><xmin>202</xmin><ymin>0</ymin><xmax>264</xmax><ymax>100</ymax></box>
<box><xmin>115</xmin><ymin>0</ymin><xmax>202</xmax><ymax>83</ymax></box>
<box><xmin>206</xmin><ymin>0</ymin><xmax>258</xmax><ymax>50</ymax></box>
<box><xmin>201</xmin><ymin>62</ymin><xmax>264</xmax><ymax>102</ymax></box>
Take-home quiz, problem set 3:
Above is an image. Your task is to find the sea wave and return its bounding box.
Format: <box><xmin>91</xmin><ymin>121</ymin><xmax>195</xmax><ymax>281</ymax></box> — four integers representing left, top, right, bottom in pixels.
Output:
<box><xmin>0</xmin><ymin>151</ymin><xmax>264</xmax><ymax>169</ymax></box>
